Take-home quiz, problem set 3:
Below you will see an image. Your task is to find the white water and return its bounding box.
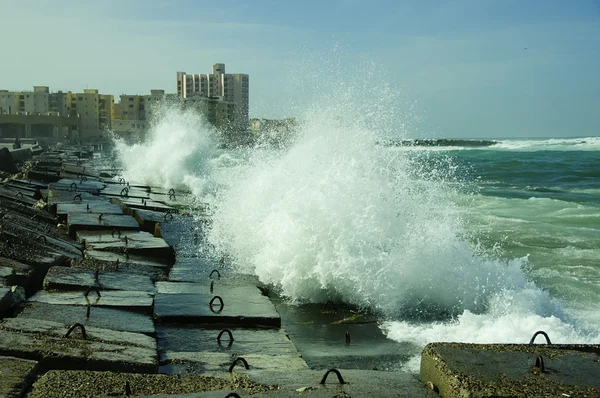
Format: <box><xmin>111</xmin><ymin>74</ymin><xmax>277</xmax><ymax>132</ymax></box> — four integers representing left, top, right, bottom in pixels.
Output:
<box><xmin>114</xmin><ymin>72</ymin><xmax>599</xmax><ymax>373</ymax></box>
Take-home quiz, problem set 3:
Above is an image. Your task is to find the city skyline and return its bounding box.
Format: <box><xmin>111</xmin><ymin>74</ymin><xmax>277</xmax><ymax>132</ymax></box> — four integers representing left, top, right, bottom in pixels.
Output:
<box><xmin>1</xmin><ymin>0</ymin><xmax>599</xmax><ymax>138</ymax></box>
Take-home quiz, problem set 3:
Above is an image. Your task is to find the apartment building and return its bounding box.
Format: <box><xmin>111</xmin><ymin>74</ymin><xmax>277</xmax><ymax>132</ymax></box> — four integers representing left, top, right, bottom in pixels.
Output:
<box><xmin>177</xmin><ymin>63</ymin><xmax>249</xmax><ymax>131</ymax></box>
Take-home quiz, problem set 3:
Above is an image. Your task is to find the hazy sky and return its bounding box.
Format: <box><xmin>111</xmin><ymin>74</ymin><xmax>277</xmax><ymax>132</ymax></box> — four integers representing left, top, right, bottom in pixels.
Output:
<box><xmin>1</xmin><ymin>0</ymin><xmax>599</xmax><ymax>138</ymax></box>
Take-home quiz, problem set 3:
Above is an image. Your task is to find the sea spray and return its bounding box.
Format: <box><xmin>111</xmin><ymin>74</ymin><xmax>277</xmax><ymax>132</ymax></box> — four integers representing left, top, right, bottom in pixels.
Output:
<box><xmin>112</xmin><ymin>55</ymin><xmax>600</xmax><ymax>373</ymax></box>
<box><xmin>113</xmin><ymin>101</ymin><xmax>220</xmax><ymax>198</ymax></box>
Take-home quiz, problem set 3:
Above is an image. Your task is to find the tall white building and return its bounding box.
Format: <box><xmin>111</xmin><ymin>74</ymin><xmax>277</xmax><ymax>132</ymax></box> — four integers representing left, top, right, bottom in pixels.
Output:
<box><xmin>177</xmin><ymin>63</ymin><xmax>249</xmax><ymax>130</ymax></box>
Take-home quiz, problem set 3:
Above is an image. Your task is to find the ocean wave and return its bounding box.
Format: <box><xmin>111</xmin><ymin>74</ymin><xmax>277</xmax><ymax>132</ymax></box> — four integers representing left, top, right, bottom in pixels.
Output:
<box><xmin>491</xmin><ymin>136</ymin><xmax>600</xmax><ymax>151</ymax></box>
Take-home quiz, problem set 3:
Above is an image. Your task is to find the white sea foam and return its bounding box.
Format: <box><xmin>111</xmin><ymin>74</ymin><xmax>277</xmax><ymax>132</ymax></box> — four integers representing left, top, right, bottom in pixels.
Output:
<box><xmin>113</xmin><ymin>102</ymin><xmax>220</xmax><ymax>198</ymax></box>
<box><xmin>491</xmin><ymin>136</ymin><xmax>600</xmax><ymax>151</ymax></box>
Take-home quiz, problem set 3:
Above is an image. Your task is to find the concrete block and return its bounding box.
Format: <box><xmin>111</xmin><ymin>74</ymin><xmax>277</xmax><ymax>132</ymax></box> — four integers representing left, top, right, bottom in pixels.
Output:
<box><xmin>282</xmin><ymin>322</ymin><xmax>412</xmax><ymax>371</ymax></box>
<box><xmin>168</xmin><ymin>258</ymin><xmax>224</xmax><ymax>283</ymax></box>
<box><xmin>101</xmin><ymin>185</ymin><xmax>150</xmax><ymax>199</ymax></box>
<box><xmin>161</xmin><ymin>352</ymin><xmax>308</xmax><ymax>374</ymax></box>
<box><xmin>11</xmin><ymin>178</ymin><xmax>47</xmax><ymax>190</ymax></box>
<box><xmin>56</xmin><ymin>201</ymin><xmax>124</xmax><ymax>223</ymax></box>
<box><xmin>50</xmin><ymin>179</ymin><xmax>105</xmax><ymax>193</ymax></box>
<box><xmin>154</xmin><ymin>292</ymin><xmax>280</xmax><ymax>328</ymax></box>
<box><xmin>0</xmin><ymin>318</ymin><xmax>157</xmax><ymax>373</ymax></box>
<box><xmin>70</xmin><ymin>257</ymin><xmax>168</xmax><ymax>283</ymax></box>
<box><xmin>46</xmin><ymin>191</ymin><xmax>105</xmax><ymax>212</ymax></box>
<box><xmin>84</xmin><ymin>249</ymin><xmax>171</xmax><ymax>271</ymax></box>
<box><xmin>43</xmin><ymin>266</ymin><xmax>155</xmax><ymax>293</ymax></box>
<box><xmin>18</xmin><ymin>302</ymin><xmax>155</xmax><ymax>335</ymax></box>
<box><xmin>154</xmin><ymin>216</ymin><xmax>200</xmax><ymax>247</ymax></box>
<box><xmin>0</xmin><ymin>356</ymin><xmax>38</xmax><ymax>398</ymax></box>
<box><xmin>67</xmin><ymin>213</ymin><xmax>140</xmax><ymax>237</ymax></box>
<box><xmin>77</xmin><ymin>230</ymin><xmax>173</xmax><ymax>262</ymax></box>
<box><xmin>420</xmin><ymin>342</ymin><xmax>600</xmax><ymax>397</ymax></box>
<box><xmin>157</xmin><ymin>327</ymin><xmax>302</xmax><ymax>358</ymax></box>
<box><xmin>116</xmin><ymin>197</ymin><xmax>174</xmax><ymax>212</ymax></box>
<box><xmin>28</xmin><ymin>370</ymin><xmax>276</xmax><ymax>398</ymax></box>
<box><xmin>29</xmin><ymin>290</ymin><xmax>154</xmax><ymax>314</ymax></box>
<box><xmin>132</xmin><ymin>208</ymin><xmax>181</xmax><ymax>233</ymax></box>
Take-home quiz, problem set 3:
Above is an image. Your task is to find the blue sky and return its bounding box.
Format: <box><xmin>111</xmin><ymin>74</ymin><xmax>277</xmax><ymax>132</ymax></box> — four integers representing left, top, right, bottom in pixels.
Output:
<box><xmin>1</xmin><ymin>0</ymin><xmax>599</xmax><ymax>138</ymax></box>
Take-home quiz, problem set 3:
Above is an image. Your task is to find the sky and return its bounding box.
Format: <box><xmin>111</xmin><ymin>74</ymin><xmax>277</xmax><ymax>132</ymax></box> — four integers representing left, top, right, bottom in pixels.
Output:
<box><xmin>1</xmin><ymin>0</ymin><xmax>599</xmax><ymax>138</ymax></box>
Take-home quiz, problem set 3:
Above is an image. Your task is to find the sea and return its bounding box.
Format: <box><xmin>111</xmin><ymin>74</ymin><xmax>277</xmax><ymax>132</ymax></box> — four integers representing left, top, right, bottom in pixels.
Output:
<box><xmin>113</xmin><ymin>102</ymin><xmax>600</xmax><ymax>372</ymax></box>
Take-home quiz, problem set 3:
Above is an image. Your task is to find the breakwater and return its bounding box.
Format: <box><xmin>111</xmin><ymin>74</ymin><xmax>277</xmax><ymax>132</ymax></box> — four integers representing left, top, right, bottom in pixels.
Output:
<box><xmin>378</xmin><ymin>138</ymin><xmax>498</xmax><ymax>147</ymax></box>
<box><xmin>0</xmin><ymin>144</ymin><xmax>597</xmax><ymax>397</ymax></box>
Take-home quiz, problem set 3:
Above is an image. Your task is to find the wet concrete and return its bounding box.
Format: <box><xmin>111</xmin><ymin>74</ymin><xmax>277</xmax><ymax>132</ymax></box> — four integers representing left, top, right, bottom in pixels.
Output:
<box><xmin>100</xmin><ymin>185</ymin><xmax>150</xmax><ymax>199</ymax></box>
<box><xmin>0</xmin><ymin>355</ymin><xmax>38</xmax><ymax>397</ymax></box>
<box><xmin>67</xmin><ymin>213</ymin><xmax>140</xmax><ymax>237</ymax></box>
<box><xmin>168</xmin><ymin>257</ymin><xmax>221</xmax><ymax>282</ymax></box>
<box><xmin>29</xmin><ymin>290</ymin><xmax>154</xmax><ymax>314</ymax></box>
<box><xmin>50</xmin><ymin>179</ymin><xmax>105</xmax><ymax>193</ymax></box>
<box><xmin>154</xmin><ymin>292</ymin><xmax>281</xmax><ymax>328</ymax></box>
<box><xmin>0</xmin><ymin>317</ymin><xmax>157</xmax><ymax>373</ymax></box>
<box><xmin>18</xmin><ymin>302</ymin><xmax>155</xmax><ymax>335</ymax></box>
<box><xmin>420</xmin><ymin>342</ymin><xmax>600</xmax><ymax>397</ymax></box>
<box><xmin>56</xmin><ymin>201</ymin><xmax>124</xmax><ymax>223</ymax></box>
<box><xmin>115</xmin><ymin>197</ymin><xmax>175</xmax><ymax>212</ymax></box>
<box><xmin>43</xmin><ymin>266</ymin><xmax>156</xmax><ymax>293</ymax></box>
<box><xmin>45</xmin><ymin>189</ymin><xmax>105</xmax><ymax>208</ymax></box>
<box><xmin>84</xmin><ymin>249</ymin><xmax>171</xmax><ymax>271</ymax></box>
<box><xmin>77</xmin><ymin>230</ymin><xmax>174</xmax><ymax>261</ymax></box>
<box><xmin>133</xmin><ymin>208</ymin><xmax>179</xmax><ymax>233</ymax></box>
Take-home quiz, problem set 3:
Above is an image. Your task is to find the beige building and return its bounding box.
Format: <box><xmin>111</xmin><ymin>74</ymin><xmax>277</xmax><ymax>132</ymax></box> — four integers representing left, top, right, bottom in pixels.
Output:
<box><xmin>177</xmin><ymin>63</ymin><xmax>249</xmax><ymax>131</ymax></box>
<box><xmin>185</xmin><ymin>95</ymin><xmax>237</xmax><ymax>132</ymax></box>
<box><xmin>0</xmin><ymin>86</ymin><xmax>114</xmax><ymax>140</ymax></box>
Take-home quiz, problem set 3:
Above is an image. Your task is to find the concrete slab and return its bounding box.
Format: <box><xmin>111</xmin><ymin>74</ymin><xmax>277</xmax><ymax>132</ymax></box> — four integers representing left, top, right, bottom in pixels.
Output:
<box><xmin>43</xmin><ymin>266</ymin><xmax>155</xmax><ymax>293</ymax></box>
<box><xmin>154</xmin><ymin>292</ymin><xmax>280</xmax><ymax>328</ymax></box>
<box><xmin>116</xmin><ymin>197</ymin><xmax>174</xmax><ymax>212</ymax></box>
<box><xmin>77</xmin><ymin>230</ymin><xmax>173</xmax><ymax>261</ymax></box>
<box><xmin>154</xmin><ymin>216</ymin><xmax>200</xmax><ymax>247</ymax></box>
<box><xmin>67</xmin><ymin>213</ymin><xmax>140</xmax><ymax>237</ymax></box>
<box><xmin>168</xmin><ymin>257</ymin><xmax>224</xmax><ymax>283</ymax></box>
<box><xmin>0</xmin><ymin>187</ymin><xmax>38</xmax><ymax>206</ymax></box>
<box><xmin>101</xmin><ymin>185</ymin><xmax>150</xmax><ymax>199</ymax></box>
<box><xmin>70</xmin><ymin>257</ymin><xmax>168</xmax><ymax>283</ymax></box>
<box><xmin>420</xmin><ymin>342</ymin><xmax>600</xmax><ymax>397</ymax></box>
<box><xmin>26</xmin><ymin>170</ymin><xmax>61</xmax><ymax>183</ymax></box>
<box><xmin>18</xmin><ymin>302</ymin><xmax>155</xmax><ymax>335</ymax></box>
<box><xmin>1</xmin><ymin>215</ymin><xmax>84</xmax><ymax>259</ymax></box>
<box><xmin>28</xmin><ymin>370</ymin><xmax>275</xmax><ymax>398</ymax></box>
<box><xmin>243</xmin><ymin>369</ymin><xmax>437</xmax><ymax>398</ymax></box>
<box><xmin>161</xmin><ymin>352</ymin><xmax>308</xmax><ymax>374</ymax></box>
<box><xmin>45</xmin><ymin>190</ymin><xmax>104</xmax><ymax>208</ymax></box>
<box><xmin>157</xmin><ymin>327</ymin><xmax>302</xmax><ymax>358</ymax></box>
<box><xmin>11</xmin><ymin>178</ymin><xmax>47</xmax><ymax>190</ymax></box>
<box><xmin>133</xmin><ymin>208</ymin><xmax>181</xmax><ymax>234</ymax></box>
<box><xmin>282</xmin><ymin>323</ymin><xmax>412</xmax><ymax>371</ymax></box>
<box><xmin>84</xmin><ymin>249</ymin><xmax>170</xmax><ymax>271</ymax></box>
<box><xmin>50</xmin><ymin>179</ymin><xmax>105</xmax><ymax>193</ymax></box>
<box><xmin>29</xmin><ymin>290</ymin><xmax>154</xmax><ymax>314</ymax></box>
<box><xmin>156</xmin><ymin>281</ymin><xmax>261</xmax><ymax>297</ymax></box>
<box><xmin>0</xmin><ymin>318</ymin><xmax>157</xmax><ymax>373</ymax></box>
<box><xmin>0</xmin><ymin>356</ymin><xmax>38</xmax><ymax>398</ymax></box>
<box><xmin>56</xmin><ymin>201</ymin><xmax>124</xmax><ymax>222</ymax></box>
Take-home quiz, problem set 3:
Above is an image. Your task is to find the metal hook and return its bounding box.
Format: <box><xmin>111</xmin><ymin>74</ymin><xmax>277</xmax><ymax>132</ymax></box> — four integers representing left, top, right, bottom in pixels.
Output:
<box><xmin>529</xmin><ymin>331</ymin><xmax>552</xmax><ymax>345</ymax></box>
<box><xmin>65</xmin><ymin>323</ymin><xmax>87</xmax><ymax>339</ymax></box>
<box><xmin>228</xmin><ymin>357</ymin><xmax>249</xmax><ymax>373</ymax></box>
<box><xmin>320</xmin><ymin>368</ymin><xmax>345</xmax><ymax>384</ymax></box>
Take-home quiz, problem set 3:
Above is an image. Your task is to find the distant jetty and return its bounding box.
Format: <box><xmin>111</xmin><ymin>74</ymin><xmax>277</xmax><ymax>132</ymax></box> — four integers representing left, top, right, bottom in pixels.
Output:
<box><xmin>379</xmin><ymin>138</ymin><xmax>498</xmax><ymax>147</ymax></box>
